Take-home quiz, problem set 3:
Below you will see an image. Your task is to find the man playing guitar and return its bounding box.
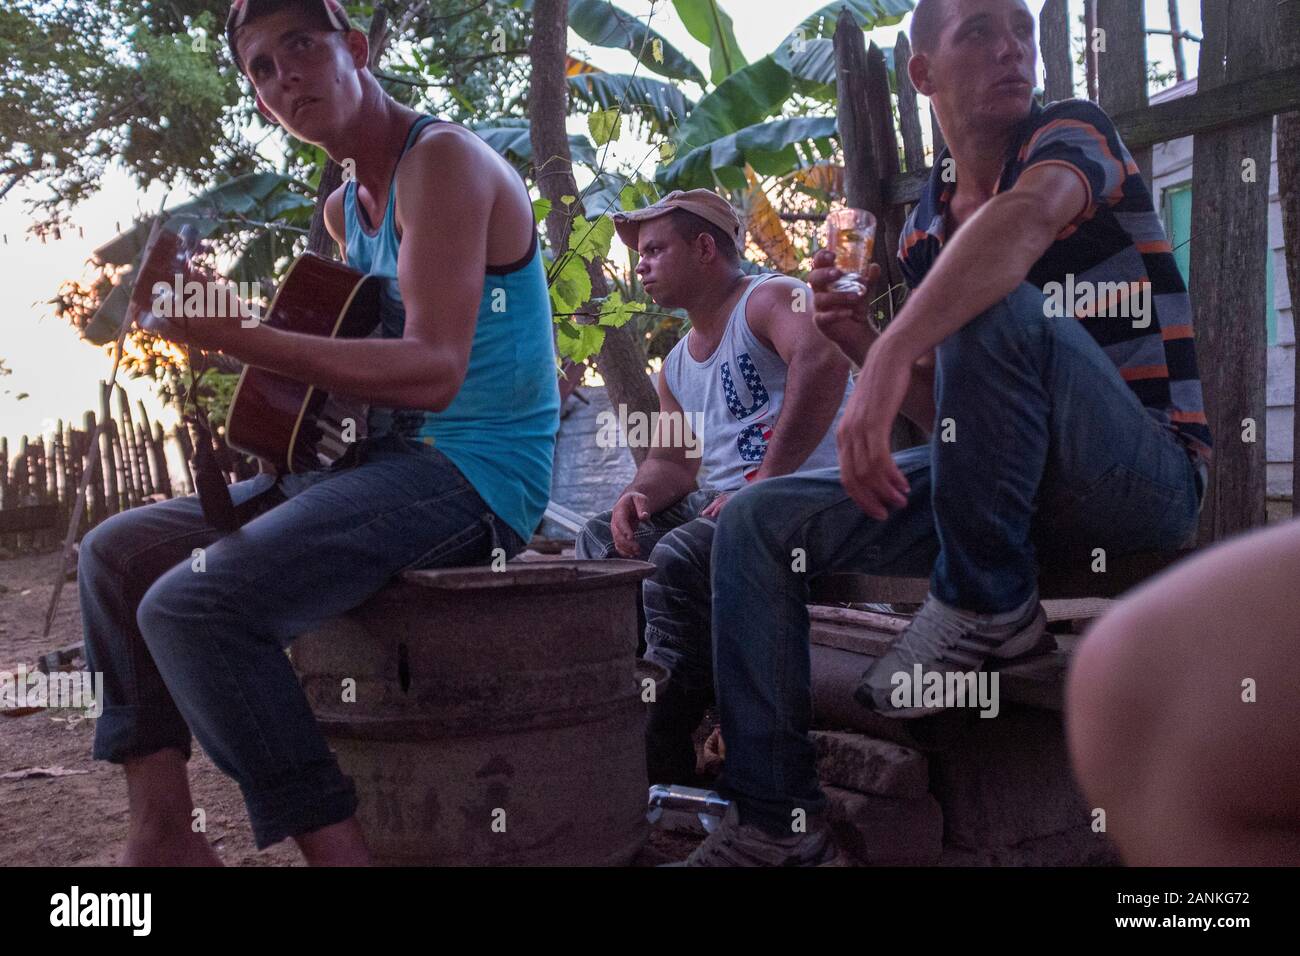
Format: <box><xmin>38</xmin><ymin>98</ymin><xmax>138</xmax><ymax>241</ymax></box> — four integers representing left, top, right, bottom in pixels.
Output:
<box><xmin>79</xmin><ymin>0</ymin><xmax>559</xmax><ymax>865</ymax></box>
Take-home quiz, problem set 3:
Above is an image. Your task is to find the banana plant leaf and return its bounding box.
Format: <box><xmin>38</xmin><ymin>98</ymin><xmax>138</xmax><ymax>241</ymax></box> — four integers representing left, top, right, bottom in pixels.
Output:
<box><xmin>576</xmin><ymin>170</ymin><xmax>638</xmax><ymax>219</ymax></box>
<box><xmin>774</xmin><ymin>37</ymin><xmax>896</xmax><ymax>99</ymax></box>
<box><xmin>668</xmin><ymin>55</ymin><xmax>794</xmax><ymax>155</ymax></box>
<box><xmin>472</xmin><ymin>119</ymin><xmax>599</xmax><ymax>171</ymax></box>
<box><xmin>566</xmin><ymin>71</ymin><xmax>694</xmax><ymax>134</ymax></box>
<box><xmin>784</xmin><ymin>0</ymin><xmax>913</xmax><ymax>44</ymax></box>
<box><xmin>520</xmin><ymin>0</ymin><xmax>707</xmax><ymax>85</ymax></box>
<box><xmin>656</xmin><ymin>115</ymin><xmax>837</xmax><ymax>192</ymax></box>
<box><xmin>671</xmin><ymin>0</ymin><xmax>748</xmax><ymax>85</ymax></box>
<box><xmin>90</xmin><ymin>173</ymin><xmax>302</xmax><ymax>267</ymax></box>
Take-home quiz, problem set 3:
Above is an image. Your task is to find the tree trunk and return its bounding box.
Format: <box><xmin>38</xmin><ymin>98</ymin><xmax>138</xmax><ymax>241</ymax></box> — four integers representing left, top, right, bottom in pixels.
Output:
<box><xmin>528</xmin><ymin>0</ymin><xmax>658</xmax><ymax>465</ymax></box>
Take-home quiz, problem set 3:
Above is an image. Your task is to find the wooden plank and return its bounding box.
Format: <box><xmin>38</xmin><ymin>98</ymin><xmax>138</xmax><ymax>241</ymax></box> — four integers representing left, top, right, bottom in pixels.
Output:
<box><xmin>885</xmin><ymin>167</ymin><xmax>930</xmax><ymax>207</ymax></box>
<box><xmin>52</xmin><ymin>425</ymin><xmax>67</xmax><ymax>513</ymax></box>
<box><xmin>174</xmin><ymin>424</ymin><xmax>195</xmax><ymax>496</ymax></box>
<box><xmin>150</xmin><ymin>421</ymin><xmax>173</xmax><ymax>499</ymax></box>
<box><xmin>1191</xmin><ymin>0</ymin><xmax>1278</xmax><ymax>544</ymax></box>
<box><xmin>809</xmin><ymin>550</ymin><xmax>1193</xmax><ymax>604</ymax></box>
<box><xmin>809</xmin><ymin>620</ymin><xmax>896</xmax><ymax>658</ymax></box>
<box><xmin>118</xmin><ymin>389</ymin><xmax>143</xmax><ymax>507</ymax></box>
<box><xmin>892</xmin><ymin>33</ymin><xmax>925</xmax><ymax>172</ymax></box>
<box><xmin>1041</xmin><ymin>598</ymin><xmax>1114</xmax><ymax>624</ymax></box>
<box><xmin>401</xmin><ymin>558</ymin><xmax>653</xmax><ymax>593</ymax></box>
<box><xmin>1096</xmin><ymin>0</ymin><xmax>1151</xmax><ymax>183</ymax></box>
<box><xmin>1275</xmin><ymin>0</ymin><xmax>1299</xmax><ymax>513</ymax></box>
<box><xmin>1040</xmin><ymin>0</ymin><xmax>1074</xmax><ymax>104</ymax></box>
<box><xmin>866</xmin><ymin>40</ymin><xmax>908</xmax><ymax>303</ymax></box>
<box><xmin>83</xmin><ymin>411</ymin><xmax>105</xmax><ymax>528</ymax></box>
<box><xmin>808</xmin><ymin>604</ymin><xmax>909</xmax><ymax>633</ymax></box>
<box><xmin>1112</xmin><ymin>67</ymin><xmax>1300</xmax><ymax>151</ymax></box>
<box><xmin>1167</xmin><ymin>0</ymin><xmax>1187</xmax><ymax>82</ymax></box>
<box><xmin>1083</xmin><ymin>0</ymin><xmax>1098</xmax><ymax>102</ymax></box>
<box><xmin>833</xmin><ymin>10</ymin><xmax>884</xmax><ymax>221</ymax></box>
<box><xmin>810</xmin><ymin>597</ymin><xmax>1112</xmax><ymax>625</ymax></box>
<box><xmin>98</xmin><ymin>382</ymin><xmax>119</xmax><ymax>516</ymax></box>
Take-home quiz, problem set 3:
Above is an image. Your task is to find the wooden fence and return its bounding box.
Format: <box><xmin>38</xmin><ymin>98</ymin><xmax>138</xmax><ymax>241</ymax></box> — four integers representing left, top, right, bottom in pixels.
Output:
<box><xmin>0</xmin><ymin>381</ymin><xmax>251</xmax><ymax>554</ymax></box>
<box><xmin>830</xmin><ymin>0</ymin><xmax>1300</xmax><ymax>547</ymax></box>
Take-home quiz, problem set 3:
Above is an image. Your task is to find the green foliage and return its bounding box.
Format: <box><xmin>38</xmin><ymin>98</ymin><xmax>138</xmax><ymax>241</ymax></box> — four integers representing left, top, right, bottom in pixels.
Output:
<box><xmin>546</xmin><ymin>208</ymin><xmax>643</xmax><ymax>364</ymax></box>
<box><xmin>550</xmin><ymin>0</ymin><xmax>707</xmax><ymax>85</ymax></box>
<box><xmin>570</xmin><ymin>214</ymin><xmax>616</xmax><ymax>262</ymax></box>
<box><xmin>786</xmin><ymin>0</ymin><xmax>913</xmax><ymax>42</ymax></box>
<box><xmin>1</xmin><ymin>1</ymin><xmax>247</xmax><ymax>225</ymax></box>
<box><xmin>195</xmin><ymin>369</ymin><xmax>242</xmax><ymax>430</ymax></box>
<box><xmin>588</xmin><ymin>107</ymin><xmax>624</xmax><ymax>146</ymax></box>
<box><xmin>595</xmin><ymin>290</ymin><xmax>644</xmax><ymax>328</ymax></box>
<box><xmin>651</xmin><ymin>0</ymin><xmax>913</xmax><ymax>190</ymax></box>
<box><xmin>471</xmin><ymin>119</ymin><xmax>599</xmax><ymax>171</ymax></box>
<box><xmin>672</xmin><ymin>0</ymin><xmax>748</xmax><ymax>84</ymax></box>
<box><xmin>566</xmin><ymin>72</ymin><xmax>694</xmax><ymax>137</ymax></box>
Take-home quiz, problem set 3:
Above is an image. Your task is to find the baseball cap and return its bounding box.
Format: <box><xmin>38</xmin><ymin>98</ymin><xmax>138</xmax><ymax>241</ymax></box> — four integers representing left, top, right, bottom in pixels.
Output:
<box><xmin>226</xmin><ymin>0</ymin><xmax>354</xmax><ymax>75</ymax></box>
<box><xmin>613</xmin><ymin>189</ymin><xmax>744</xmax><ymax>252</ymax></box>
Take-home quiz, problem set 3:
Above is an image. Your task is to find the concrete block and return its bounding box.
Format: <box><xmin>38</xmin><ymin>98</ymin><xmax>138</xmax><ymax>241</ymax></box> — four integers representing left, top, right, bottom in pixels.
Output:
<box><xmin>812</xmin><ymin>730</ymin><xmax>929</xmax><ymax>798</ymax></box>
<box><xmin>922</xmin><ymin>707</ymin><xmax>1094</xmax><ymax>852</ymax></box>
<box><xmin>824</xmin><ymin>785</ymin><xmax>944</xmax><ymax>865</ymax></box>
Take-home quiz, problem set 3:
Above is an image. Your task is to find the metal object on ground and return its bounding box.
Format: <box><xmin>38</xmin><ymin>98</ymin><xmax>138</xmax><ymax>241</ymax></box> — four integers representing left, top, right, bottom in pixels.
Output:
<box><xmin>647</xmin><ymin>784</ymin><xmax>732</xmax><ymax>835</ymax></box>
<box><xmin>294</xmin><ymin>559</ymin><xmax>656</xmax><ymax>866</ymax></box>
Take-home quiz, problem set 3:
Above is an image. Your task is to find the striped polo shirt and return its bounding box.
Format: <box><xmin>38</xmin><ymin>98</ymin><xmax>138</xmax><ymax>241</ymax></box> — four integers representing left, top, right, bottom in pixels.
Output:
<box><xmin>898</xmin><ymin>98</ymin><xmax>1213</xmax><ymax>474</ymax></box>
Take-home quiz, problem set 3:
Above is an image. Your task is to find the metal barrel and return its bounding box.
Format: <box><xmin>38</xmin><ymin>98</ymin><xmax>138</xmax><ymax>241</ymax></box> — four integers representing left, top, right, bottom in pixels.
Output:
<box><xmin>293</xmin><ymin>559</ymin><xmax>657</xmax><ymax>866</ymax></box>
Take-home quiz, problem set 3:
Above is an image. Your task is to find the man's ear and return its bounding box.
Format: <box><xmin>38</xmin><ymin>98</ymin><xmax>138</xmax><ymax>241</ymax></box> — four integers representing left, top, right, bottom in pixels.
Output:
<box><xmin>344</xmin><ymin>28</ymin><xmax>369</xmax><ymax>69</ymax></box>
<box><xmin>908</xmin><ymin>53</ymin><xmax>934</xmax><ymax>98</ymax></box>
<box><xmin>696</xmin><ymin>232</ymin><xmax>718</xmax><ymax>264</ymax></box>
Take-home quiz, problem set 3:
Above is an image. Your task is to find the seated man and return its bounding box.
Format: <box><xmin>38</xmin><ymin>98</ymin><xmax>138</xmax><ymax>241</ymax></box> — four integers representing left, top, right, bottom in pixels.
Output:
<box><xmin>689</xmin><ymin>0</ymin><xmax>1212</xmax><ymax>865</ymax></box>
<box><xmin>79</xmin><ymin>0</ymin><xmax>559</xmax><ymax>865</ymax></box>
<box><xmin>1067</xmin><ymin>517</ymin><xmax>1300</xmax><ymax>866</ymax></box>
<box><xmin>576</xmin><ymin>190</ymin><xmax>852</xmax><ymax>785</ymax></box>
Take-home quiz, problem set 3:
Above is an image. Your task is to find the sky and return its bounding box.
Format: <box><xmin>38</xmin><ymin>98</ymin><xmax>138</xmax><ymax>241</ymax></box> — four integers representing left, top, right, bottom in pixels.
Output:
<box><xmin>0</xmin><ymin>0</ymin><xmax>1204</xmax><ymax>448</ymax></box>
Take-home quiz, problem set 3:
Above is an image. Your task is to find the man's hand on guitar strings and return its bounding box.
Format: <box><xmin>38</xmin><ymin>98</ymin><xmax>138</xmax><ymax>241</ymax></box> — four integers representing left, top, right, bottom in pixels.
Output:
<box><xmin>139</xmin><ymin>255</ymin><xmax>249</xmax><ymax>353</ymax></box>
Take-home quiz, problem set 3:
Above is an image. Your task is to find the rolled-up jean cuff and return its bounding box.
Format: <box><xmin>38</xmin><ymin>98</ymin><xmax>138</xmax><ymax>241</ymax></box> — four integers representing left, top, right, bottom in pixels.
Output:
<box><xmin>91</xmin><ymin>704</ymin><xmax>193</xmax><ymax>763</ymax></box>
<box><xmin>246</xmin><ymin>765</ymin><xmax>359</xmax><ymax>850</ymax></box>
<box><xmin>643</xmin><ymin>625</ymin><xmax>710</xmax><ymax>692</ymax></box>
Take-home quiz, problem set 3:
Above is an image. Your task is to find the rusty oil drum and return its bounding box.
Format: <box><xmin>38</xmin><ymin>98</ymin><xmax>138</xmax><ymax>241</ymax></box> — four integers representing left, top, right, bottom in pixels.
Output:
<box><xmin>292</xmin><ymin>559</ymin><xmax>657</xmax><ymax>866</ymax></box>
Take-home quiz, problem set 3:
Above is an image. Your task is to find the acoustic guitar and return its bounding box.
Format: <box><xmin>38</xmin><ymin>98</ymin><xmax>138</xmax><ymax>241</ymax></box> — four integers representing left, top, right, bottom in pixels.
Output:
<box><xmin>130</xmin><ymin>224</ymin><xmax>381</xmax><ymax>474</ymax></box>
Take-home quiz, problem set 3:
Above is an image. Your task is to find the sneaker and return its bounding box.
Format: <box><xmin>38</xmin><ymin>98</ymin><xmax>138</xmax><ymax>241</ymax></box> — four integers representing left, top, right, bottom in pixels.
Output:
<box><xmin>673</xmin><ymin>803</ymin><xmax>840</xmax><ymax>867</ymax></box>
<box><xmin>854</xmin><ymin>591</ymin><xmax>1050</xmax><ymax>718</ymax></box>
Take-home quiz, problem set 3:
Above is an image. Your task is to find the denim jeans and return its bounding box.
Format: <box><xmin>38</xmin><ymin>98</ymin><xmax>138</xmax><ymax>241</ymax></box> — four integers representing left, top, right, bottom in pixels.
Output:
<box><xmin>711</xmin><ymin>283</ymin><xmax>1203</xmax><ymax>832</ymax></box>
<box><xmin>79</xmin><ymin>433</ymin><xmax>524</xmax><ymax>849</ymax></box>
<box><xmin>577</xmin><ymin>488</ymin><xmax>721</xmax><ymax>783</ymax></box>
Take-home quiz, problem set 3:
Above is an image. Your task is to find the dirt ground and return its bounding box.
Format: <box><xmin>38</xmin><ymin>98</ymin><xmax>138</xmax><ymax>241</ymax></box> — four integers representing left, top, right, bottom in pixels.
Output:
<box><xmin>0</xmin><ymin>547</ymin><xmax>700</xmax><ymax>867</ymax></box>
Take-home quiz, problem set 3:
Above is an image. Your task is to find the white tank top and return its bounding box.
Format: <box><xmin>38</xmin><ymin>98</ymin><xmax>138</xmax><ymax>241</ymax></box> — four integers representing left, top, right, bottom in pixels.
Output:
<box><xmin>661</xmin><ymin>273</ymin><xmax>853</xmax><ymax>491</ymax></box>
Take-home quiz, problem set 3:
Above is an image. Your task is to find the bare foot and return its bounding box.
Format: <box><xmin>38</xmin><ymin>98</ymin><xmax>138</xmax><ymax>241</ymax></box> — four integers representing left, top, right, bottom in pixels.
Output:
<box><xmin>121</xmin><ymin>826</ymin><xmax>223</xmax><ymax>867</ymax></box>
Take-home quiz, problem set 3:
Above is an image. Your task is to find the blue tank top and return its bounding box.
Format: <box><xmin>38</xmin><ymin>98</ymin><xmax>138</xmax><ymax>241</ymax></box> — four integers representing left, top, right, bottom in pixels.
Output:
<box><xmin>342</xmin><ymin>115</ymin><xmax>559</xmax><ymax>543</ymax></box>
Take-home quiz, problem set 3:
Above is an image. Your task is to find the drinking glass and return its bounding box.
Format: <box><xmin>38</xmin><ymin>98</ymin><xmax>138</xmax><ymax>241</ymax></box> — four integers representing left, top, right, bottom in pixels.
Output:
<box><xmin>825</xmin><ymin>207</ymin><xmax>877</xmax><ymax>296</ymax></box>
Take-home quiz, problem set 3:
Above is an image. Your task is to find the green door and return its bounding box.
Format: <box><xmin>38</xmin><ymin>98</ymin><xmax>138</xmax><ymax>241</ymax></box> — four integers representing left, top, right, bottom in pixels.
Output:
<box><xmin>1163</xmin><ymin>182</ymin><xmax>1277</xmax><ymax>346</ymax></box>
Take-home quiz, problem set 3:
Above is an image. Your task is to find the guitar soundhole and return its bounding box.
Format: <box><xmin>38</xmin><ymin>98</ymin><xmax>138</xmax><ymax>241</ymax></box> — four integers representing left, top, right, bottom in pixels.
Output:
<box><xmin>397</xmin><ymin>642</ymin><xmax>411</xmax><ymax>695</ymax></box>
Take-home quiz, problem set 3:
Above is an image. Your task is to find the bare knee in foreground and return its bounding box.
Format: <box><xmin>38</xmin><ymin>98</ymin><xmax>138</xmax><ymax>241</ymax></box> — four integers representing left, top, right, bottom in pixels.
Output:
<box><xmin>1066</xmin><ymin>519</ymin><xmax>1300</xmax><ymax>865</ymax></box>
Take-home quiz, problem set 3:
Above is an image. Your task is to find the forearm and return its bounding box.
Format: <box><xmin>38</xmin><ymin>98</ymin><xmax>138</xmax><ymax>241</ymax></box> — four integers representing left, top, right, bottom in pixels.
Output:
<box><xmin>882</xmin><ymin>191</ymin><xmax>1056</xmax><ymax>363</ymax></box>
<box><xmin>753</xmin><ymin>351</ymin><xmax>849</xmax><ymax>479</ymax></box>
<box><xmin>821</xmin><ymin>320</ymin><xmax>877</xmax><ymax>367</ymax></box>
<box><xmin>217</xmin><ymin>325</ymin><xmax>458</xmax><ymax>410</ymax></box>
<box><xmin>898</xmin><ymin>363</ymin><xmax>936</xmax><ymax>435</ymax></box>
<box><xmin>624</xmin><ymin>457</ymin><xmax>699</xmax><ymax>514</ymax></box>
